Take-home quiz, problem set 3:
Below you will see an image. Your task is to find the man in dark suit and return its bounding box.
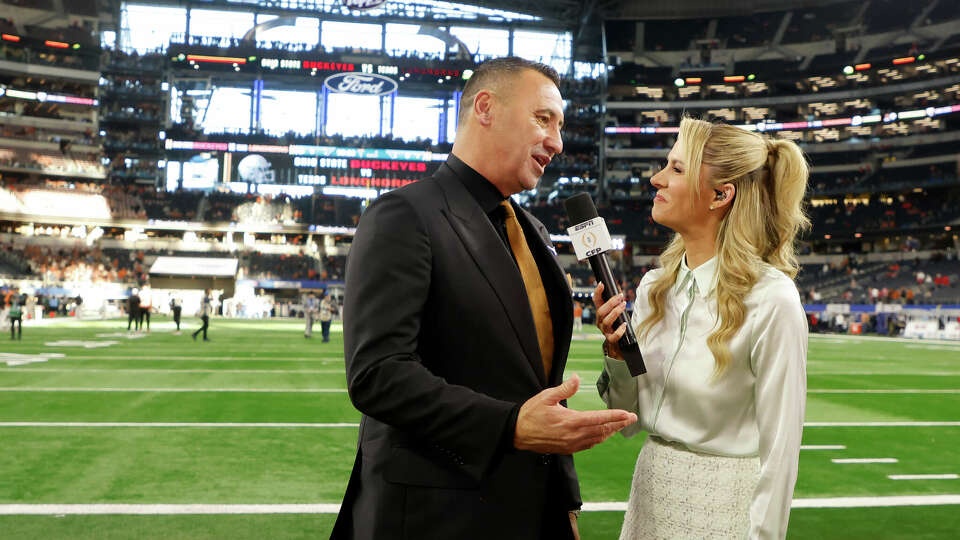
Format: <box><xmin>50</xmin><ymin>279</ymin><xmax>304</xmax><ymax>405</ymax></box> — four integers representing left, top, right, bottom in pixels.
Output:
<box><xmin>333</xmin><ymin>57</ymin><xmax>637</xmax><ymax>540</ymax></box>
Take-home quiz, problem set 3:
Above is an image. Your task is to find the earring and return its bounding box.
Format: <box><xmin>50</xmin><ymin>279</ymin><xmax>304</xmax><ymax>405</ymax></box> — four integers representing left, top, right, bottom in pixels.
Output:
<box><xmin>709</xmin><ymin>204</ymin><xmax>715</xmax><ymax>211</ymax></box>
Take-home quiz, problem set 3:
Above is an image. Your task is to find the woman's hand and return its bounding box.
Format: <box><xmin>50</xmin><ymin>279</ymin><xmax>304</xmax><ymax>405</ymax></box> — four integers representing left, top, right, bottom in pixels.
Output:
<box><xmin>592</xmin><ymin>282</ymin><xmax>627</xmax><ymax>360</ymax></box>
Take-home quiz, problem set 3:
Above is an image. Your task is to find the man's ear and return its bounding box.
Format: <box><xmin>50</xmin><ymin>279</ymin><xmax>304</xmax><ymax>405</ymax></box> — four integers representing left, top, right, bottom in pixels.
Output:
<box><xmin>473</xmin><ymin>90</ymin><xmax>494</xmax><ymax>127</ymax></box>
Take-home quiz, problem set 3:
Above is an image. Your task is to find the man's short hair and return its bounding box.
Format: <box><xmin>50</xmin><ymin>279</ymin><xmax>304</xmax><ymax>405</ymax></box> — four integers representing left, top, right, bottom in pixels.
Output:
<box><xmin>457</xmin><ymin>56</ymin><xmax>561</xmax><ymax>127</ymax></box>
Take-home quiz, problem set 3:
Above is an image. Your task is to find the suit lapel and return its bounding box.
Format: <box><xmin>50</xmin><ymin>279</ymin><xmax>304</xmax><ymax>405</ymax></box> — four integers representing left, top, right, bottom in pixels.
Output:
<box><xmin>437</xmin><ymin>172</ymin><xmax>547</xmax><ymax>387</ymax></box>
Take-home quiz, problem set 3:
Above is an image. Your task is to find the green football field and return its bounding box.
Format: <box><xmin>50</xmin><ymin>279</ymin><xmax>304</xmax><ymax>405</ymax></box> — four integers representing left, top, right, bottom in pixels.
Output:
<box><xmin>1</xmin><ymin>317</ymin><xmax>958</xmax><ymax>539</ymax></box>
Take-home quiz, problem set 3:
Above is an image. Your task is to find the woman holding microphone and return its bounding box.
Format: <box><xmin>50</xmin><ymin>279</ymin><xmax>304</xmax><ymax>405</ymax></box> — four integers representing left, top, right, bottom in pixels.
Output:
<box><xmin>594</xmin><ymin>117</ymin><xmax>809</xmax><ymax>540</ymax></box>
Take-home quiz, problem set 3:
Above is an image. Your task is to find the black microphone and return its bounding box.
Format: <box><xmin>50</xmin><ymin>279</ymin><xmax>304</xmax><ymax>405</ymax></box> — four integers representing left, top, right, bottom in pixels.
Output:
<box><xmin>564</xmin><ymin>193</ymin><xmax>646</xmax><ymax>376</ymax></box>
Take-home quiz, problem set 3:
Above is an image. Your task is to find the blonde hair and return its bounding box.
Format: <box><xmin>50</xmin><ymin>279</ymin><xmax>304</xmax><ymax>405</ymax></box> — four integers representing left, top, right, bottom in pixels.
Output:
<box><xmin>637</xmin><ymin>117</ymin><xmax>810</xmax><ymax>376</ymax></box>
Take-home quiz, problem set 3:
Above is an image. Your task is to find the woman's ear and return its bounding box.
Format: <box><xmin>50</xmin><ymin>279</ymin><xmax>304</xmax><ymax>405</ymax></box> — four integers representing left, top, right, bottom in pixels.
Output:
<box><xmin>709</xmin><ymin>183</ymin><xmax>736</xmax><ymax>212</ymax></box>
<box><xmin>714</xmin><ymin>183</ymin><xmax>736</xmax><ymax>210</ymax></box>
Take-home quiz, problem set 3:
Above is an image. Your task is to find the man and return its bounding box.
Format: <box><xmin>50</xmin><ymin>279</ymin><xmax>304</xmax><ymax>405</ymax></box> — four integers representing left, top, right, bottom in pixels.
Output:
<box><xmin>192</xmin><ymin>289</ymin><xmax>211</xmax><ymax>342</ymax></box>
<box><xmin>170</xmin><ymin>294</ymin><xmax>183</xmax><ymax>334</ymax></box>
<box><xmin>319</xmin><ymin>292</ymin><xmax>335</xmax><ymax>343</ymax></box>
<box><xmin>126</xmin><ymin>288</ymin><xmax>140</xmax><ymax>332</ymax></box>
<box><xmin>8</xmin><ymin>288</ymin><xmax>22</xmax><ymax>340</ymax></box>
<box><xmin>332</xmin><ymin>57</ymin><xmax>637</xmax><ymax>540</ymax></box>
<box><xmin>139</xmin><ymin>284</ymin><xmax>152</xmax><ymax>332</ymax></box>
<box><xmin>304</xmin><ymin>293</ymin><xmax>318</xmax><ymax>338</ymax></box>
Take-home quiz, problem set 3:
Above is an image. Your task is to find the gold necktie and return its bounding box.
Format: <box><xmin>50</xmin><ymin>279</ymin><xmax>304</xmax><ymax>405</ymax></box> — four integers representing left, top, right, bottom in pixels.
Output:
<box><xmin>500</xmin><ymin>200</ymin><xmax>554</xmax><ymax>378</ymax></box>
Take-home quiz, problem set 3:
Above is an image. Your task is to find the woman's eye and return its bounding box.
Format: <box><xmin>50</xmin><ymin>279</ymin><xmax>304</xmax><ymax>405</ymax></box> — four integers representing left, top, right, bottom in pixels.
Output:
<box><xmin>673</xmin><ymin>167</ymin><xmax>682</xmax><ymax>173</ymax></box>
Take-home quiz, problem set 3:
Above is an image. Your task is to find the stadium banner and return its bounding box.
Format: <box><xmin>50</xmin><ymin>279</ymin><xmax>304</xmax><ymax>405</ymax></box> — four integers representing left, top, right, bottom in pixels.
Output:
<box><xmin>324</xmin><ymin>72</ymin><xmax>397</xmax><ymax>96</ymax></box>
<box><xmin>230</xmin><ymin>152</ymin><xmax>295</xmax><ymax>185</ymax></box>
<box><xmin>170</xmin><ymin>140</ymin><xmax>446</xmax><ymax>162</ymax></box>
<box><xmin>237</xmin><ymin>279</ymin><xmax>343</xmax><ymax>290</ymax></box>
<box><xmin>150</xmin><ymin>257</ymin><xmax>239</xmax><ymax>277</ymax></box>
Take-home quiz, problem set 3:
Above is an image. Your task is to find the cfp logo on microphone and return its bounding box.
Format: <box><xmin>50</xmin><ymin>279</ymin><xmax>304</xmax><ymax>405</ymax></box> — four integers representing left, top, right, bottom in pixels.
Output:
<box><xmin>567</xmin><ymin>218</ymin><xmax>613</xmax><ymax>260</ymax></box>
<box><xmin>581</xmin><ymin>231</ymin><xmax>601</xmax><ymax>257</ymax></box>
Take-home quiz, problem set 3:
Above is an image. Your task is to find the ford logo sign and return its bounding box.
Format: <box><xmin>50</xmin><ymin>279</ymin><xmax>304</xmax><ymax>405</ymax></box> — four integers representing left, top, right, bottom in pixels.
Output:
<box><xmin>341</xmin><ymin>0</ymin><xmax>389</xmax><ymax>11</ymax></box>
<box><xmin>324</xmin><ymin>72</ymin><xmax>398</xmax><ymax>96</ymax></box>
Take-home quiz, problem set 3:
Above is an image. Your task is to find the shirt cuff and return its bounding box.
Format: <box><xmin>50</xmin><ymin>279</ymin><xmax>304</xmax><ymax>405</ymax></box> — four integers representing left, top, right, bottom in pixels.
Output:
<box><xmin>604</xmin><ymin>354</ymin><xmax>634</xmax><ymax>380</ymax></box>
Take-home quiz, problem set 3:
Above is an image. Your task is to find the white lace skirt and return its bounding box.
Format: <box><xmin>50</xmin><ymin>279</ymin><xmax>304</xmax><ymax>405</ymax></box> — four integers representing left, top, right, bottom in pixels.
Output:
<box><xmin>619</xmin><ymin>435</ymin><xmax>760</xmax><ymax>540</ymax></box>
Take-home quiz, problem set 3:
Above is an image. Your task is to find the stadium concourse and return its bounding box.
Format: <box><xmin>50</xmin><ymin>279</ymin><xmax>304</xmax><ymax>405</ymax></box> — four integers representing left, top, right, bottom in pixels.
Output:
<box><xmin>1</xmin><ymin>0</ymin><xmax>959</xmax><ymax>537</ymax></box>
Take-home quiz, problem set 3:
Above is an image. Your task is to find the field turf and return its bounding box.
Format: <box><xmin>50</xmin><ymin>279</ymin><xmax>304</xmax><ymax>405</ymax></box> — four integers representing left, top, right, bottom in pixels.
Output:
<box><xmin>1</xmin><ymin>317</ymin><xmax>958</xmax><ymax>538</ymax></box>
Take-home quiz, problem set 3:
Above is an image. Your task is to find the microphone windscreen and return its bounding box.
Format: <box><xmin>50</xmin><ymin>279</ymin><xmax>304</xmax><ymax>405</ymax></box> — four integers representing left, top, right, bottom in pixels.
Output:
<box><xmin>563</xmin><ymin>192</ymin><xmax>599</xmax><ymax>225</ymax></box>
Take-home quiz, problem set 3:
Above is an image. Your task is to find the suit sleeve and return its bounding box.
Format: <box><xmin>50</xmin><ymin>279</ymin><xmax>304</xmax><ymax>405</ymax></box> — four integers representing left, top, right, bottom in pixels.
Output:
<box><xmin>344</xmin><ymin>192</ymin><xmax>517</xmax><ymax>484</ymax></box>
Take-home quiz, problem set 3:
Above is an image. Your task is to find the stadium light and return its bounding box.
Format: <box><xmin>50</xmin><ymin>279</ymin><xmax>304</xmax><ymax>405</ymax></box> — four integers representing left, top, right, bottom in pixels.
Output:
<box><xmin>843</xmin><ymin>66</ymin><xmax>854</xmax><ymax>75</ymax></box>
<box><xmin>723</xmin><ymin>75</ymin><xmax>745</xmax><ymax>82</ymax></box>
<box><xmin>855</xmin><ymin>63</ymin><xmax>871</xmax><ymax>70</ymax></box>
<box><xmin>674</xmin><ymin>78</ymin><xmax>685</xmax><ymax>87</ymax></box>
<box><xmin>45</xmin><ymin>40</ymin><xmax>69</xmax><ymax>48</ymax></box>
<box><xmin>893</xmin><ymin>56</ymin><xmax>915</xmax><ymax>65</ymax></box>
<box><xmin>685</xmin><ymin>77</ymin><xmax>702</xmax><ymax>84</ymax></box>
<box><xmin>747</xmin><ymin>74</ymin><xmax>756</xmax><ymax>80</ymax></box>
<box><xmin>1</xmin><ymin>33</ymin><xmax>20</xmax><ymax>42</ymax></box>
<box><xmin>72</xmin><ymin>43</ymin><xmax>80</xmax><ymax>49</ymax></box>
<box><xmin>918</xmin><ymin>54</ymin><xmax>925</xmax><ymax>61</ymax></box>
<box><xmin>462</xmin><ymin>69</ymin><xmax>474</xmax><ymax>80</ymax></box>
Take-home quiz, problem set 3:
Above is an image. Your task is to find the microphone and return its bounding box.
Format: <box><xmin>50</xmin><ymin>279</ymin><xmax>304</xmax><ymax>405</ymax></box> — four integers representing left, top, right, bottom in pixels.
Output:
<box><xmin>564</xmin><ymin>193</ymin><xmax>646</xmax><ymax>376</ymax></box>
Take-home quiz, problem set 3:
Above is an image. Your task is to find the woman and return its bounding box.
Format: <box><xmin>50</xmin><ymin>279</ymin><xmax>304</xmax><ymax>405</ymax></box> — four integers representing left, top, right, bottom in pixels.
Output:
<box><xmin>594</xmin><ymin>117</ymin><xmax>809</xmax><ymax>540</ymax></box>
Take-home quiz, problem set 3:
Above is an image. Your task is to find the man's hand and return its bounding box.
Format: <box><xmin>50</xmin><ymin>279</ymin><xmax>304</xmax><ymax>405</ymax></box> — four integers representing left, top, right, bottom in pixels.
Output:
<box><xmin>514</xmin><ymin>374</ymin><xmax>638</xmax><ymax>454</ymax></box>
<box><xmin>569</xmin><ymin>511</ymin><xmax>580</xmax><ymax>540</ymax></box>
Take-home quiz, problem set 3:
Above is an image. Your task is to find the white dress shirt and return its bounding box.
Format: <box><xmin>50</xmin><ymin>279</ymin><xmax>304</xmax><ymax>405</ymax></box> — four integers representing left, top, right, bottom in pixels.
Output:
<box><xmin>599</xmin><ymin>255</ymin><xmax>807</xmax><ymax>540</ymax></box>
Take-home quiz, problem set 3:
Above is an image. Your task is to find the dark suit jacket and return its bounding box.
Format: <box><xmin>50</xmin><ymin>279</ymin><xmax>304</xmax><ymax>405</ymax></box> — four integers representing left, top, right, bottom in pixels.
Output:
<box><xmin>332</xmin><ymin>158</ymin><xmax>578</xmax><ymax>540</ymax></box>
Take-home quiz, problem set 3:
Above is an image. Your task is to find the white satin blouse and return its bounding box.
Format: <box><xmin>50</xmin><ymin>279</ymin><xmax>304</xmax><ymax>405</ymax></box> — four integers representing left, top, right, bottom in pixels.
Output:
<box><xmin>599</xmin><ymin>255</ymin><xmax>807</xmax><ymax>539</ymax></box>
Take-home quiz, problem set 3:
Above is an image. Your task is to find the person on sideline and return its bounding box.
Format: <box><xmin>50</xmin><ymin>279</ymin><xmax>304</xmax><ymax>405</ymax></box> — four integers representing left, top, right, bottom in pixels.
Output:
<box><xmin>192</xmin><ymin>289</ymin><xmax>212</xmax><ymax>342</ymax></box>
<box><xmin>318</xmin><ymin>292</ymin><xmax>335</xmax><ymax>343</ymax></box>
<box><xmin>126</xmin><ymin>288</ymin><xmax>140</xmax><ymax>332</ymax></box>
<box><xmin>8</xmin><ymin>289</ymin><xmax>23</xmax><ymax>340</ymax></box>
<box><xmin>332</xmin><ymin>57</ymin><xmax>637</xmax><ymax>540</ymax></box>
<box><xmin>139</xmin><ymin>284</ymin><xmax>153</xmax><ymax>332</ymax></box>
<box><xmin>170</xmin><ymin>294</ymin><xmax>182</xmax><ymax>334</ymax></box>
<box><xmin>573</xmin><ymin>302</ymin><xmax>583</xmax><ymax>332</ymax></box>
<box><xmin>304</xmin><ymin>293</ymin><xmax>318</xmax><ymax>338</ymax></box>
<box><xmin>594</xmin><ymin>117</ymin><xmax>809</xmax><ymax>540</ymax></box>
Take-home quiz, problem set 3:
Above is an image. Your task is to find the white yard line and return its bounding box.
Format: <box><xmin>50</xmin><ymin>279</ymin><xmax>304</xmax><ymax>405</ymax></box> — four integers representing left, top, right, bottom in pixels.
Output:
<box><xmin>807</xmin><ymin>372</ymin><xmax>960</xmax><ymax>376</ymax></box>
<box><xmin>804</xmin><ymin>422</ymin><xmax>960</xmax><ymax>427</ymax></box>
<box><xmin>889</xmin><ymin>474</ymin><xmax>958</xmax><ymax>480</ymax></box>
<box><xmin>790</xmin><ymin>494</ymin><xmax>960</xmax><ymax>507</ymax></box>
<box><xmin>0</xmin><ymin>368</ymin><xmax>344</xmax><ymax>374</ymax></box>
<box><xmin>810</xmin><ymin>334</ymin><xmax>960</xmax><ymax>347</ymax></box>
<box><xmin>832</xmin><ymin>458</ymin><xmax>898</xmax><ymax>464</ymax></box>
<box><xmin>39</xmin><ymin>356</ymin><xmax>345</xmax><ymax>362</ymax></box>
<box><xmin>0</xmin><ymin>387</ymin><xmax>347</xmax><ymax>393</ymax></box>
<box><xmin>1</xmin><ymin>421</ymin><xmax>955</xmax><ymax>429</ymax></box>
<box><xmin>801</xmin><ymin>445</ymin><xmax>846</xmax><ymax>450</ymax></box>
<box><xmin>808</xmin><ymin>389</ymin><xmax>960</xmax><ymax>394</ymax></box>
<box><xmin>0</xmin><ymin>422</ymin><xmax>359</xmax><ymax>428</ymax></box>
<box><xmin>3</xmin><ymin>496</ymin><xmax>960</xmax><ymax>515</ymax></box>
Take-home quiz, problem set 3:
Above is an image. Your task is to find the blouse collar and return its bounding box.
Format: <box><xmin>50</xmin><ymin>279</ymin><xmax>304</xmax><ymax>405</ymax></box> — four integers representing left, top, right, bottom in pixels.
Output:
<box><xmin>679</xmin><ymin>254</ymin><xmax>719</xmax><ymax>298</ymax></box>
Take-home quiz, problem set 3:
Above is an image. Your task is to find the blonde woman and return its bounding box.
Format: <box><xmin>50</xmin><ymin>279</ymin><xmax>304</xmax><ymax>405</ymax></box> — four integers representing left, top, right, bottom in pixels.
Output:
<box><xmin>593</xmin><ymin>117</ymin><xmax>809</xmax><ymax>540</ymax></box>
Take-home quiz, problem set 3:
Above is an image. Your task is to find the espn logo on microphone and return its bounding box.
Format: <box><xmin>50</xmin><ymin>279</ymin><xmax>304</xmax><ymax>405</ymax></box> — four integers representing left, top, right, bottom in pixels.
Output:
<box><xmin>567</xmin><ymin>218</ymin><xmax>613</xmax><ymax>260</ymax></box>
